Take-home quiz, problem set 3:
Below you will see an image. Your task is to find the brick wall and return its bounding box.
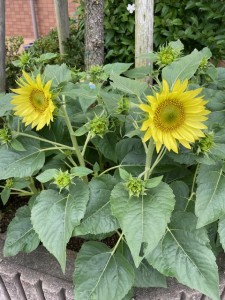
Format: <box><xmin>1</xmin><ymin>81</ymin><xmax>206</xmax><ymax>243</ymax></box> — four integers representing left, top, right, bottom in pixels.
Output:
<box><xmin>6</xmin><ymin>0</ymin><xmax>78</xmax><ymax>39</ymax></box>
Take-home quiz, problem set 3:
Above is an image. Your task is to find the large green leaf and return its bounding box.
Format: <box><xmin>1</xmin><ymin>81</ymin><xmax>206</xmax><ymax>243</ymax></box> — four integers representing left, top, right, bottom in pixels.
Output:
<box><xmin>4</xmin><ymin>206</ymin><xmax>40</xmax><ymax>256</ymax></box>
<box><xmin>1</xmin><ymin>187</ymin><xmax>10</xmax><ymax>205</ymax></box>
<box><xmin>116</xmin><ymin>138</ymin><xmax>145</xmax><ymax>165</ymax></box>
<box><xmin>195</xmin><ymin>163</ymin><xmax>225</xmax><ymax>228</ymax></box>
<box><xmin>103</xmin><ymin>63</ymin><xmax>133</xmax><ymax>75</ymax></box>
<box><xmin>203</xmin><ymin>88</ymin><xmax>225</xmax><ymax>112</ymax></box>
<box><xmin>62</xmin><ymin>83</ymin><xmax>99</xmax><ymax>112</ymax></box>
<box><xmin>0</xmin><ymin>93</ymin><xmax>13</xmax><ymax>116</ymax></box>
<box><xmin>147</xmin><ymin>212</ymin><xmax>219</xmax><ymax>300</ymax></box>
<box><xmin>110</xmin><ymin>73</ymin><xmax>147</xmax><ymax>97</ymax></box>
<box><xmin>216</xmin><ymin>67</ymin><xmax>225</xmax><ymax>90</ymax></box>
<box><xmin>110</xmin><ymin>182</ymin><xmax>175</xmax><ymax>266</ymax></box>
<box><xmin>31</xmin><ymin>180</ymin><xmax>89</xmax><ymax>272</ymax></box>
<box><xmin>74</xmin><ymin>175</ymin><xmax>118</xmax><ymax>236</ymax></box>
<box><xmin>162</xmin><ymin>49</ymin><xmax>202</xmax><ymax>87</ymax></box>
<box><xmin>92</xmin><ymin>133</ymin><xmax>118</xmax><ymax>162</ymax></box>
<box><xmin>43</xmin><ymin>63</ymin><xmax>72</xmax><ymax>87</ymax></box>
<box><xmin>124</xmin><ymin>66</ymin><xmax>151</xmax><ymax>79</ymax></box>
<box><xmin>100</xmin><ymin>91</ymin><xmax>122</xmax><ymax>114</ymax></box>
<box><xmin>170</xmin><ymin>180</ymin><xmax>189</xmax><ymax>211</ymax></box>
<box><xmin>134</xmin><ymin>259</ymin><xmax>166</xmax><ymax>288</ymax></box>
<box><xmin>218</xmin><ymin>216</ymin><xmax>225</xmax><ymax>251</ymax></box>
<box><xmin>0</xmin><ymin>135</ymin><xmax>45</xmax><ymax>180</ymax></box>
<box><xmin>118</xmin><ymin>240</ymin><xmax>166</xmax><ymax>289</ymax></box>
<box><xmin>73</xmin><ymin>241</ymin><xmax>134</xmax><ymax>300</ymax></box>
<box><xmin>203</xmin><ymin>88</ymin><xmax>225</xmax><ymax>129</ymax></box>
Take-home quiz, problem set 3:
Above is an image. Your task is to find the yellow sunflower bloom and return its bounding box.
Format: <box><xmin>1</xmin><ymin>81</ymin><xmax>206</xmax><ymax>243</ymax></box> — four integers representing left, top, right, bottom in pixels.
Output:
<box><xmin>11</xmin><ymin>71</ymin><xmax>55</xmax><ymax>131</ymax></box>
<box><xmin>139</xmin><ymin>79</ymin><xmax>210</xmax><ymax>153</ymax></box>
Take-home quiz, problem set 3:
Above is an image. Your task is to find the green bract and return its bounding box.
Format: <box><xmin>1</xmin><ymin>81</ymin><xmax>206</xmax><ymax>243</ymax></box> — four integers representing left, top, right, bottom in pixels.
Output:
<box><xmin>2</xmin><ymin>42</ymin><xmax>225</xmax><ymax>300</ymax></box>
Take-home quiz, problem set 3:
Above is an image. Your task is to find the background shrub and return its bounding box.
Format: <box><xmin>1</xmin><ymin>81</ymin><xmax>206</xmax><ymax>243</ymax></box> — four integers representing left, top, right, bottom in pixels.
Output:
<box><xmin>10</xmin><ymin>0</ymin><xmax>225</xmax><ymax>74</ymax></box>
<box><xmin>5</xmin><ymin>36</ymin><xmax>24</xmax><ymax>90</ymax></box>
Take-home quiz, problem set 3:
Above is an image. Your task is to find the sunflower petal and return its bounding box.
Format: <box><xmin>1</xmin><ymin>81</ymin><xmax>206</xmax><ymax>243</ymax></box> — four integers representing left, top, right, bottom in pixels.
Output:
<box><xmin>11</xmin><ymin>72</ymin><xmax>55</xmax><ymax>131</ymax></box>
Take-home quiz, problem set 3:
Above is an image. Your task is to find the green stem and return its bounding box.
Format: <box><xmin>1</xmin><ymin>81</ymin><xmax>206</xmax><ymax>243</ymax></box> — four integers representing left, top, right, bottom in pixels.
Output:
<box><xmin>148</xmin><ymin>146</ymin><xmax>166</xmax><ymax>175</ymax></box>
<box><xmin>66</xmin><ymin>155</ymin><xmax>77</xmax><ymax>167</ymax></box>
<box><xmin>144</xmin><ymin>139</ymin><xmax>155</xmax><ymax>180</ymax></box>
<box><xmin>111</xmin><ymin>232</ymin><xmax>124</xmax><ymax>256</ymax></box>
<box><xmin>0</xmin><ymin>185</ymin><xmax>32</xmax><ymax>195</ymax></box>
<box><xmin>14</xmin><ymin>131</ymin><xmax>73</xmax><ymax>150</ymax></box>
<box><xmin>137</xmin><ymin>95</ymin><xmax>144</xmax><ymax>104</ymax></box>
<box><xmin>184</xmin><ymin>164</ymin><xmax>199</xmax><ymax>211</ymax></box>
<box><xmin>82</xmin><ymin>132</ymin><xmax>91</xmax><ymax>156</ymax></box>
<box><xmin>61</xmin><ymin>104</ymin><xmax>85</xmax><ymax>168</ymax></box>
<box><xmin>10</xmin><ymin>192</ymin><xmax>33</xmax><ymax>197</ymax></box>
<box><xmin>29</xmin><ymin>177</ymin><xmax>38</xmax><ymax>194</ymax></box>
<box><xmin>99</xmin><ymin>164</ymin><xmax>145</xmax><ymax>177</ymax></box>
<box><xmin>39</xmin><ymin>146</ymin><xmax>66</xmax><ymax>152</ymax></box>
<box><xmin>138</xmin><ymin>147</ymin><xmax>165</xmax><ymax>179</ymax></box>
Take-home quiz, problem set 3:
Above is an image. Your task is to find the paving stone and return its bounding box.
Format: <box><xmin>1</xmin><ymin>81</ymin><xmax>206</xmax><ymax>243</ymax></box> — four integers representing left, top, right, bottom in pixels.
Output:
<box><xmin>1</xmin><ymin>233</ymin><xmax>225</xmax><ymax>299</ymax></box>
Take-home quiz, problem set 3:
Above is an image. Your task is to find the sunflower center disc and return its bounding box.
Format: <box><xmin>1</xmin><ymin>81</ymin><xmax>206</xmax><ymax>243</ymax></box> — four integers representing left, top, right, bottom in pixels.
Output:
<box><xmin>30</xmin><ymin>89</ymin><xmax>48</xmax><ymax>112</ymax></box>
<box><xmin>154</xmin><ymin>100</ymin><xmax>185</xmax><ymax>131</ymax></box>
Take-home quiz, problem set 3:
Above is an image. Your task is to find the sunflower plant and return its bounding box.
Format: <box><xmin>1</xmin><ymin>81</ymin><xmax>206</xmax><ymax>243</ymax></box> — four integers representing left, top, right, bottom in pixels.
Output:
<box><xmin>1</xmin><ymin>41</ymin><xmax>225</xmax><ymax>300</ymax></box>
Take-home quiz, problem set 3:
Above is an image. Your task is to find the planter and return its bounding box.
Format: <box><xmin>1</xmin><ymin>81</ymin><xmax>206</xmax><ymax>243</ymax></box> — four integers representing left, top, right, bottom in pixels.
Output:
<box><xmin>1</xmin><ymin>234</ymin><xmax>225</xmax><ymax>300</ymax></box>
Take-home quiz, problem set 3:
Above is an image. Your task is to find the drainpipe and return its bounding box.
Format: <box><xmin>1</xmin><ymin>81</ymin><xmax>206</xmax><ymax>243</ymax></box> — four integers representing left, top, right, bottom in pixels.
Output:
<box><xmin>30</xmin><ymin>0</ymin><xmax>39</xmax><ymax>40</ymax></box>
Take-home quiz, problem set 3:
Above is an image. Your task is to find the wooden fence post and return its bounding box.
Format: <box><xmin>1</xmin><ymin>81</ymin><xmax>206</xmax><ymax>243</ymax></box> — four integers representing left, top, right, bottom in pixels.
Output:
<box><xmin>135</xmin><ymin>0</ymin><xmax>154</xmax><ymax>68</ymax></box>
<box><xmin>54</xmin><ymin>0</ymin><xmax>70</xmax><ymax>55</ymax></box>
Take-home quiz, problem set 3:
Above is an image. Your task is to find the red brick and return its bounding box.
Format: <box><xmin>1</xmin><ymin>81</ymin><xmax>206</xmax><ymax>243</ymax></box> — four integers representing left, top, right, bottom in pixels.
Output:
<box><xmin>6</xmin><ymin>0</ymin><xmax>77</xmax><ymax>38</ymax></box>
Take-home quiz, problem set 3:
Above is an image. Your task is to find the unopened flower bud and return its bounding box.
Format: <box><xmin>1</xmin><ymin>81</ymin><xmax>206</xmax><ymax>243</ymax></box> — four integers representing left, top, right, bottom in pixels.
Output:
<box><xmin>89</xmin><ymin>115</ymin><xmax>108</xmax><ymax>137</ymax></box>
<box><xmin>116</xmin><ymin>96</ymin><xmax>130</xmax><ymax>115</ymax></box>
<box><xmin>5</xmin><ymin>178</ymin><xmax>14</xmax><ymax>188</ymax></box>
<box><xmin>199</xmin><ymin>57</ymin><xmax>209</xmax><ymax>70</ymax></box>
<box><xmin>126</xmin><ymin>176</ymin><xmax>146</xmax><ymax>198</ymax></box>
<box><xmin>156</xmin><ymin>45</ymin><xmax>182</xmax><ymax>67</ymax></box>
<box><xmin>198</xmin><ymin>132</ymin><xmax>214</xmax><ymax>154</ymax></box>
<box><xmin>19</xmin><ymin>52</ymin><xmax>30</xmax><ymax>65</ymax></box>
<box><xmin>54</xmin><ymin>170</ymin><xmax>71</xmax><ymax>190</ymax></box>
<box><xmin>0</xmin><ymin>125</ymin><xmax>12</xmax><ymax>145</ymax></box>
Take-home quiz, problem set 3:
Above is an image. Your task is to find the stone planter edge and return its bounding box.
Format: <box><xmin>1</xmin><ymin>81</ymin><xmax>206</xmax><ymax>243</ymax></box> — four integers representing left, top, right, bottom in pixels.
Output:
<box><xmin>1</xmin><ymin>233</ymin><xmax>225</xmax><ymax>300</ymax></box>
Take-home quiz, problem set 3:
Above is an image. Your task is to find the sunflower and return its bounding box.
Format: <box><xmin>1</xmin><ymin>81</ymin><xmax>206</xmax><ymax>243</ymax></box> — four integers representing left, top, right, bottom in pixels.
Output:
<box><xmin>11</xmin><ymin>71</ymin><xmax>55</xmax><ymax>131</ymax></box>
<box><xmin>139</xmin><ymin>79</ymin><xmax>210</xmax><ymax>153</ymax></box>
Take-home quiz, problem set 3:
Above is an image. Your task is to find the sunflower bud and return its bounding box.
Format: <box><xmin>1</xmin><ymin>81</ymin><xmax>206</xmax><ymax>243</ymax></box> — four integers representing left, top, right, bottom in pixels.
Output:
<box><xmin>19</xmin><ymin>52</ymin><xmax>30</xmax><ymax>66</ymax></box>
<box><xmin>197</xmin><ymin>132</ymin><xmax>214</xmax><ymax>154</ymax></box>
<box><xmin>156</xmin><ymin>45</ymin><xmax>181</xmax><ymax>67</ymax></box>
<box><xmin>64</xmin><ymin>150</ymin><xmax>73</xmax><ymax>157</ymax></box>
<box><xmin>116</xmin><ymin>96</ymin><xmax>130</xmax><ymax>115</ymax></box>
<box><xmin>126</xmin><ymin>176</ymin><xmax>146</xmax><ymax>198</ymax></box>
<box><xmin>0</xmin><ymin>125</ymin><xmax>12</xmax><ymax>145</ymax></box>
<box><xmin>89</xmin><ymin>65</ymin><xmax>106</xmax><ymax>83</ymax></box>
<box><xmin>53</xmin><ymin>170</ymin><xmax>71</xmax><ymax>190</ymax></box>
<box><xmin>89</xmin><ymin>115</ymin><xmax>108</xmax><ymax>137</ymax></box>
<box><xmin>5</xmin><ymin>178</ymin><xmax>14</xmax><ymax>189</ymax></box>
<box><xmin>199</xmin><ymin>57</ymin><xmax>209</xmax><ymax>71</ymax></box>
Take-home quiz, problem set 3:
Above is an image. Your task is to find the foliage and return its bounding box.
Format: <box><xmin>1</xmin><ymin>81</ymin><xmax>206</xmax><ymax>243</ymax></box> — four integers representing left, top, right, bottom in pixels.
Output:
<box><xmin>75</xmin><ymin>0</ymin><xmax>225</xmax><ymax>66</ymax></box>
<box><xmin>154</xmin><ymin>0</ymin><xmax>225</xmax><ymax>61</ymax></box>
<box><xmin>2</xmin><ymin>42</ymin><xmax>225</xmax><ymax>300</ymax></box>
<box><xmin>104</xmin><ymin>0</ymin><xmax>135</xmax><ymax>63</ymax></box>
<box><xmin>30</xmin><ymin>24</ymin><xmax>84</xmax><ymax>69</ymax></box>
<box><xmin>5</xmin><ymin>36</ymin><xmax>24</xmax><ymax>90</ymax></box>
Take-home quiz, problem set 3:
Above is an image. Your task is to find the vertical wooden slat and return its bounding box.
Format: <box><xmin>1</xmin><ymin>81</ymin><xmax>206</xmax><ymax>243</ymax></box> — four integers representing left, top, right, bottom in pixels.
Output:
<box><xmin>54</xmin><ymin>0</ymin><xmax>70</xmax><ymax>55</ymax></box>
<box><xmin>135</xmin><ymin>0</ymin><xmax>154</xmax><ymax>68</ymax></box>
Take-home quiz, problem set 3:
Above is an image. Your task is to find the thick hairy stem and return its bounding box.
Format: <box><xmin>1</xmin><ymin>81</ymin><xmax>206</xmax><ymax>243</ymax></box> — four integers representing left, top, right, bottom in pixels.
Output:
<box><xmin>61</xmin><ymin>105</ymin><xmax>85</xmax><ymax>168</ymax></box>
<box><xmin>144</xmin><ymin>139</ymin><xmax>155</xmax><ymax>180</ymax></box>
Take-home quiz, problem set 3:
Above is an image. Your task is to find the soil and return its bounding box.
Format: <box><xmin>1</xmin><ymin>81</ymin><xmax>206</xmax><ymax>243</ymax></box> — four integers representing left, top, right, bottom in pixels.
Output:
<box><xmin>0</xmin><ymin>195</ymin><xmax>29</xmax><ymax>233</ymax></box>
<box><xmin>0</xmin><ymin>195</ymin><xmax>118</xmax><ymax>252</ymax></box>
